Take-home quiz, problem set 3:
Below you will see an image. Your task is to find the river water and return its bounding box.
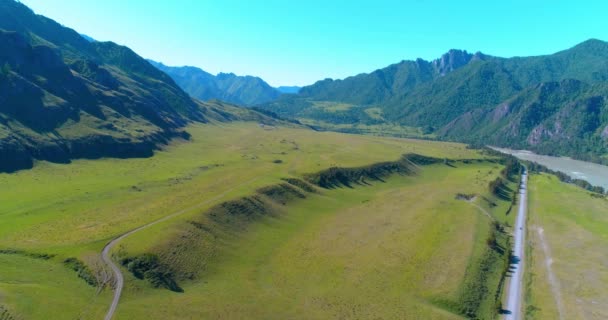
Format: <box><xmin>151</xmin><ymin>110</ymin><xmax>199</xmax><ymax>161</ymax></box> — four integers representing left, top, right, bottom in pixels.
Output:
<box><xmin>491</xmin><ymin>147</ymin><xmax>608</xmax><ymax>189</ymax></box>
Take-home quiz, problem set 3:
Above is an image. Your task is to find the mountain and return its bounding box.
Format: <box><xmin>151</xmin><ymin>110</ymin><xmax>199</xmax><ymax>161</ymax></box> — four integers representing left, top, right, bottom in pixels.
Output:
<box><xmin>0</xmin><ymin>0</ymin><xmax>281</xmax><ymax>172</ymax></box>
<box><xmin>276</xmin><ymin>86</ymin><xmax>301</xmax><ymax>94</ymax></box>
<box><xmin>260</xmin><ymin>40</ymin><xmax>608</xmax><ymax>164</ymax></box>
<box><xmin>440</xmin><ymin>79</ymin><xmax>608</xmax><ymax>159</ymax></box>
<box><xmin>149</xmin><ymin>60</ymin><xmax>281</xmax><ymax>106</ymax></box>
<box><xmin>80</xmin><ymin>34</ymin><xmax>96</xmax><ymax>42</ymax></box>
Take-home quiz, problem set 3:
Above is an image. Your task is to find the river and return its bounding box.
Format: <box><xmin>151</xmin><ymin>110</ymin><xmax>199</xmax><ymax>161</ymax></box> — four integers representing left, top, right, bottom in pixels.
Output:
<box><xmin>491</xmin><ymin>147</ymin><xmax>608</xmax><ymax>189</ymax></box>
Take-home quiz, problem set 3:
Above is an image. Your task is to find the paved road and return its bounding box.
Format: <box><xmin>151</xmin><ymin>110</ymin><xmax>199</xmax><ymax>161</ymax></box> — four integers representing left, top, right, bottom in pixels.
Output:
<box><xmin>101</xmin><ymin>178</ymin><xmax>259</xmax><ymax>320</ymax></box>
<box><xmin>505</xmin><ymin>170</ymin><xmax>528</xmax><ymax>320</ymax></box>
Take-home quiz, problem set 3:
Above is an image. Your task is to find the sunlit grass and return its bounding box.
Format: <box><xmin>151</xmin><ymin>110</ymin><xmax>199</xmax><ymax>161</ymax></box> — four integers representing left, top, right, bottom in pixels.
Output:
<box><xmin>0</xmin><ymin>122</ymin><xmax>485</xmax><ymax>319</ymax></box>
<box><xmin>116</xmin><ymin>162</ymin><xmax>512</xmax><ymax>319</ymax></box>
<box><xmin>524</xmin><ymin>174</ymin><xmax>608</xmax><ymax>320</ymax></box>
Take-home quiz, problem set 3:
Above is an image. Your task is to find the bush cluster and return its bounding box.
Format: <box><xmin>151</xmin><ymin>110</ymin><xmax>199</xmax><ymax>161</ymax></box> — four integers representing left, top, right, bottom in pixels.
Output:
<box><xmin>121</xmin><ymin>254</ymin><xmax>182</xmax><ymax>292</ymax></box>
<box><xmin>63</xmin><ymin>258</ymin><xmax>97</xmax><ymax>287</ymax></box>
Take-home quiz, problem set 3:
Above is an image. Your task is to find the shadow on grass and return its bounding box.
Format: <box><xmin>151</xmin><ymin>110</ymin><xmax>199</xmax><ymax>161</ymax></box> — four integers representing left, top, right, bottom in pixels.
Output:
<box><xmin>491</xmin><ymin>243</ymin><xmax>506</xmax><ymax>255</ymax></box>
<box><xmin>495</xmin><ymin>183</ymin><xmax>514</xmax><ymax>201</ymax></box>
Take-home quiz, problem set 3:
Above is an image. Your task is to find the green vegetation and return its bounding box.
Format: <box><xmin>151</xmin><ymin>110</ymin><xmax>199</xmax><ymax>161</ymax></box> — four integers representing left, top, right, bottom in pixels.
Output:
<box><xmin>0</xmin><ymin>306</ymin><xmax>15</xmax><ymax>320</ymax></box>
<box><xmin>525</xmin><ymin>174</ymin><xmax>608</xmax><ymax>319</ymax></box>
<box><xmin>0</xmin><ymin>253</ymin><xmax>110</xmax><ymax>319</ymax></box>
<box><xmin>0</xmin><ymin>1</ymin><xmax>286</xmax><ymax>172</ymax></box>
<box><xmin>260</xmin><ymin>40</ymin><xmax>608</xmax><ymax>164</ymax></box>
<box><xmin>0</xmin><ymin>122</ymin><xmax>486</xmax><ymax>319</ymax></box>
<box><xmin>121</xmin><ymin>254</ymin><xmax>182</xmax><ymax>292</ymax></box>
<box><xmin>63</xmin><ymin>257</ymin><xmax>99</xmax><ymax>287</ymax></box>
<box><xmin>115</xmin><ymin>160</ymin><xmax>515</xmax><ymax>319</ymax></box>
<box><xmin>301</xmin><ymin>118</ymin><xmax>434</xmax><ymax>139</ymax></box>
<box><xmin>303</xmin><ymin>153</ymin><xmax>435</xmax><ymax>188</ymax></box>
<box><xmin>5</xmin><ymin>3</ymin><xmax>601</xmax><ymax>320</ymax></box>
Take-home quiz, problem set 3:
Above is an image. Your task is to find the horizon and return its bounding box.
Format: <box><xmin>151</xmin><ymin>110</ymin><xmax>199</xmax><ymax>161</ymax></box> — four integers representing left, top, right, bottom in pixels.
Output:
<box><xmin>18</xmin><ymin>0</ymin><xmax>608</xmax><ymax>87</ymax></box>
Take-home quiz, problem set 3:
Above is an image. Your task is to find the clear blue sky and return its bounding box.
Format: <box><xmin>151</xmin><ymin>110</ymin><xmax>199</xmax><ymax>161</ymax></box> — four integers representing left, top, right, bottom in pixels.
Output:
<box><xmin>20</xmin><ymin>0</ymin><xmax>608</xmax><ymax>87</ymax></box>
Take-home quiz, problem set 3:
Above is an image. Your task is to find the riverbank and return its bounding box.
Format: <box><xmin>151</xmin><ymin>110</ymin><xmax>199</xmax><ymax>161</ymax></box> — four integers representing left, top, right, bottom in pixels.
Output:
<box><xmin>490</xmin><ymin>147</ymin><xmax>608</xmax><ymax>190</ymax></box>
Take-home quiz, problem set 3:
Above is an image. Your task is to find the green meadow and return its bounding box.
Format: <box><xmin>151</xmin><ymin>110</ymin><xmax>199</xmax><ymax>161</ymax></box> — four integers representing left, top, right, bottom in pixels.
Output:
<box><xmin>0</xmin><ymin>122</ymin><xmax>513</xmax><ymax>319</ymax></box>
<box><xmin>525</xmin><ymin>174</ymin><xmax>608</xmax><ymax>320</ymax></box>
<box><xmin>116</xmin><ymin>161</ymin><xmax>514</xmax><ymax>319</ymax></box>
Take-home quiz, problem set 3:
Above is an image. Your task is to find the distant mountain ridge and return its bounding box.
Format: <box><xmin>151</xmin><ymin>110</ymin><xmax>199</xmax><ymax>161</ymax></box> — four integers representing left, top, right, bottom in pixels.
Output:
<box><xmin>149</xmin><ymin>60</ymin><xmax>282</xmax><ymax>106</ymax></box>
<box><xmin>276</xmin><ymin>86</ymin><xmax>301</xmax><ymax>94</ymax></box>
<box><xmin>80</xmin><ymin>34</ymin><xmax>96</xmax><ymax>42</ymax></box>
<box><xmin>260</xmin><ymin>39</ymin><xmax>608</xmax><ymax>164</ymax></box>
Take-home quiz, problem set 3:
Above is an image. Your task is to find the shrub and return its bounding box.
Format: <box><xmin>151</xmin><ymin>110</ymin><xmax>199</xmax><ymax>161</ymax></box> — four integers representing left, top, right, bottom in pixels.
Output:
<box><xmin>121</xmin><ymin>254</ymin><xmax>182</xmax><ymax>292</ymax></box>
<box><xmin>257</xmin><ymin>183</ymin><xmax>306</xmax><ymax>204</ymax></box>
<box><xmin>0</xmin><ymin>305</ymin><xmax>16</xmax><ymax>320</ymax></box>
<box><xmin>488</xmin><ymin>177</ymin><xmax>504</xmax><ymax>195</ymax></box>
<box><xmin>64</xmin><ymin>258</ymin><xmax>97</xmax><ymax>286</ymax></box>
<box><xmin>281</xmin><ymin>178</ymin><xmax>317</xmax><ymax>193</ymax></box>
<box><xmin>486</xmin><ymin>233</ymin><xmax>497</xmax><ymax>248</ymax></box>
<box><xmin>305</xmin><ymin>153</ymin><xmax>439</xmax><ymax>188</ymax></box>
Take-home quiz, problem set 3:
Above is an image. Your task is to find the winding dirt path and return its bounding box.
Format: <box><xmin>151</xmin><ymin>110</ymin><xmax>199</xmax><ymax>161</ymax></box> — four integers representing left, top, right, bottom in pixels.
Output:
<box><xmin>101</xmin><ymin>178</ymin><xmax>259</xmax><ymax>320</ymax></box>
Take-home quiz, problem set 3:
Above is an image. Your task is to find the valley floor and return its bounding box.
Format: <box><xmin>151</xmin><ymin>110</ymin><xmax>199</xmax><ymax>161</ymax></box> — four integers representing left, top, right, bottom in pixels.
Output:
<box><xmin>0</xmin><ymin>122</ymin><xmax>511</xmax><ymax>319</ymax></box>
<box><xmin>116</xmin><ymin>162</ymin><xmax>511</xmax><ymax>319</ymax></box>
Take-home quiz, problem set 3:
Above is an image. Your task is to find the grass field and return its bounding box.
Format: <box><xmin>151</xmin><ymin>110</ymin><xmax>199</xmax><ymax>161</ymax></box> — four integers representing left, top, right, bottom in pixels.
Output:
<box><xmin>300</xmin><ymin>119</ymin><xmax>434</xmax><ymax>139</ymax></box>
<box><xmin>525</xmin><ymin>174</ymin><xmax>608</xmax><ymax>320</ymax></box>
<box><xmin>116</xmin><ymin>161</ymin><xmax>513</xmax><ymax>319</ymax></box>
<box><xmin>0</xmin><ymin>121</ymin><xmax>509</xmax><ymax>319</ymax></box>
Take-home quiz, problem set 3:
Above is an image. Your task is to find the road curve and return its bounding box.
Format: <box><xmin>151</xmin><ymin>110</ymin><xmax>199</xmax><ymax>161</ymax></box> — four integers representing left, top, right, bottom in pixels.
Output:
<box><xmin>505</xmin><ymin>170</ymin><xmax>528</xmax><ymax>320</ymax></box>
<box><xmin>101</xmin><ymin>178</ymin><xmax>259</xmax><ymax>320</ymax></box>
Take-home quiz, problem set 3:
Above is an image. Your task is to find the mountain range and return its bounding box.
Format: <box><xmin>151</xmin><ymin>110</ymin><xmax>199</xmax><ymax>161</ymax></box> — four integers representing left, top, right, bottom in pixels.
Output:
<box><xmin>260</xmin><ymin>40</ymin><xmax>608</xmax><ymax>164</ymax></box>
<box><xmin>1</xmin><ymin>0</ymin><xmax>607</xmax><ymax>170</ymax></box>
<box><xmin>276</xmin><ymin>86</ymin><xmax>301</xmax><ymax>94</ymax></box>
<box><xmin>0</xmin><ymin>0</ymin><xmax>281</xmax><ymax>172</ymax></box>
<box><xmin>149</xmin><ymin>60</ymin><xmax>284</xmax><ymax>106</ymax></box>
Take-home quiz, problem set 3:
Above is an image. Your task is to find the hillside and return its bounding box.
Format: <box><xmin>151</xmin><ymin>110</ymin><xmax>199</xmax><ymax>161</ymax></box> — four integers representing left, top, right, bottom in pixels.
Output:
<box><xmin>260</xmin><ymin>40</ymin><xmax>608</xmax><ymax>163</ymax></box>
<box><xmin>440</xmin><ymin>80</ymin><xmax>608</xmax><ymax>161</ymax></box>
<box><xmin>149</xmin><ymin>60</ymin><xmax>281</xmax><ymax>106</ymax></box>
<box><xmin>0</xmin><ymin>0</ymin><xmax>277</xmax><ymax>172</ymax></box>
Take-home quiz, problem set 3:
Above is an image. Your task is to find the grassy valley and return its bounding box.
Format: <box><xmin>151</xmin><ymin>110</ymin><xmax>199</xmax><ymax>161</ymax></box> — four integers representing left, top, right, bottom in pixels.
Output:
<box><xmin>1</xmin><ymin>1</ymin><xmax>606</xmax><ymax>320</ymax></box>
<box><xmin>0</xmin><ymin>121</ymin><xmax>515</xmax><ymax>319</ymax></box>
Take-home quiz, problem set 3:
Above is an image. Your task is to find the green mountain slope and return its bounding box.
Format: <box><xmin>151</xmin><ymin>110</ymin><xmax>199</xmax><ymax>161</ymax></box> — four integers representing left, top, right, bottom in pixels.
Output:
<box><xmin>0</xmin><ymin>0</ymin><xmax>279</xmax><ymax>172</ymax></box>
<box><xmin>440</xmin><ymin>80</ymin><xmax>608</xmax><ymax>162</ymax></box>
<box><xmin>260</xmin><ymin>40</ymin><xmax>608</xmax><ymax>163</ymax></box>
<box><xmin>149</xmin><ymin>60</ymin><xmax>281</xmax><ymax>106</ymax></box>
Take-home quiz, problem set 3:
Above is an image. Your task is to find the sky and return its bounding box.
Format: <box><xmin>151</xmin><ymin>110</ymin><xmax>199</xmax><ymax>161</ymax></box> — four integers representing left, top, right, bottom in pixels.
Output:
<box><xmin>19</xmin><ymin>0</ymin><xmax>608</xmax><ymax>87</ymax></box>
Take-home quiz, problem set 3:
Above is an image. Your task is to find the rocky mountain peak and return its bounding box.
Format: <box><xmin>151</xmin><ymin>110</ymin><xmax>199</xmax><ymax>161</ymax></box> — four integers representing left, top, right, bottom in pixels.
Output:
<box><xmin>432</xmin><ymin>49</ymin><xmax>477</xmax><ymax>75</ymax></box>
